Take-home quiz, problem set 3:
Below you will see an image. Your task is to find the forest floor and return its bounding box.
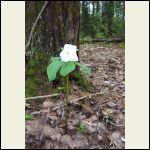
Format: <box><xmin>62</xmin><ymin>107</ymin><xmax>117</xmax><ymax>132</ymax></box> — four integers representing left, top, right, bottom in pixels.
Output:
<box><xmin>25</xmin><ymin>43</ymin><xmax>125</xmax><ymax>149</ymax></box>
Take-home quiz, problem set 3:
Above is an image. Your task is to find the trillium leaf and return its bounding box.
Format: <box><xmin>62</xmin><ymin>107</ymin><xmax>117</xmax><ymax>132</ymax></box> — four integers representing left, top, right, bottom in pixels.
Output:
<box><xmin>47</xmin><ymin>59</ymin><xmax>63</xmax><ymax>81</ymax></box>
<box><xmin>74</xmin><ymin>62</ymin><xmax>92</xmax><ymax>75</ymax></box>
<box><xmin>49</xmin><ymin>57</ymin><xmax>60</xmax><ymax>63</ymax></box>
<box><xmin>51</xmin><ymin>57</ymin><xmax>60</xmax><ymax>61</ymax></box>
<box><xmin>60</xmin><ymin>62</ymin><xmax>76</xmax><ymax>77</ymax></box>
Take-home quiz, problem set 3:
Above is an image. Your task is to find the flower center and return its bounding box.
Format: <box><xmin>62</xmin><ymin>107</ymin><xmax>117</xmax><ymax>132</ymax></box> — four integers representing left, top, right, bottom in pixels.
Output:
<box><xmin>66</xmin><ymin>51</ymin><xmax>70</xmax><ymax>55</ymax></box>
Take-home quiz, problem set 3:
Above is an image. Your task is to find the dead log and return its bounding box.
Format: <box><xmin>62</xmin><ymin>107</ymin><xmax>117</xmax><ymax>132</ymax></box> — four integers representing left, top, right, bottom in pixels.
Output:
<box><xmin>80</xmin><ymin>38</ymin><xmax>123</xmax><ymax>43</ymax></box>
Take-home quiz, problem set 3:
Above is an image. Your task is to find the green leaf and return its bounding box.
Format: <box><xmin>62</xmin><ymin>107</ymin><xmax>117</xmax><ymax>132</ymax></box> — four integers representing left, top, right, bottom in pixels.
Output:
<box><xmin>57</xmin><ymin>87</ymin><xmax>64</xmax><ymax>91</ymax></box>
<box><xmin>80</xmin><ymin>123</ymin><xmax>85</xmax><ymax>130</ymax></box>
<box><xmin>77</xmin><ymin>123</ymin><xmax>85</xmax><ymax>134</ymax></box>
<box><xmin>49</xmin><ymin>57</ymin><xmax>60</xmax><ymax>63</ymax></box>
<box><xmin>74</xmin><ymin>62</ymin><xmax>92</xmax><ymax>75</ymax></box>
<box><xmin>25</xmin><ymin>114</ymin><xmax>32</xmax><ymax>120</ymax></box>
<box><xmin>60</xmin><ymin>62</ymin><xmax>76</xmax><ymax>77</ymax></box>
<box><xmin>51</xmin><ymin>57</ymin><xmax>60</xmax><ymax>61</ymax></box>
<box><xmin>47</xmin><ymin>59</ymin><xmax>63</xmax><ymax>81</ymax></box>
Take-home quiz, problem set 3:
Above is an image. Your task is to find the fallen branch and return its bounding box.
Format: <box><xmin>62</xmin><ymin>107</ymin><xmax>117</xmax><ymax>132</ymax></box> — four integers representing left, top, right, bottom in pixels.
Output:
<box><xmin>80</xmin><ymin>38</ymin><xmax>123</xmax><ymax>43</ymax></box>
<box><xmin>25</xmin><ymin>93</ymin><xmax>60</xmax><ymax>101</ymax></box>
<box><xmin>25</xmin><ymin>92</ymin><xmax>103</xmax><ymax>106</ymax></box>
<box><xmin>71</xmin><ymin>92</ymin><xmax>103</xmax><ymax>104</ymax></box>
<box><xmin>25</xmin><ymin>1</ymin><xmax>48</xmax><ymax>51</ymax></box>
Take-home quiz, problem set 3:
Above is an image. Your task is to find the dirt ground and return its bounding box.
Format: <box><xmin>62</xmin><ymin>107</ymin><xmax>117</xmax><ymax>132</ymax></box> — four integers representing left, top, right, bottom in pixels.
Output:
<box><xmin>25</xmin><ymin>43</ymin><xmax>125</xmax><ymax>149</ymax></box>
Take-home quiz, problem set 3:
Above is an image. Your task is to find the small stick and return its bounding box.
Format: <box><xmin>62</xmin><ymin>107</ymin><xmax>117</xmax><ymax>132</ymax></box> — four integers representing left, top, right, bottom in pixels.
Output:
<box><xmin>106</xmin><ymin>119</ymin><xmax>124</xmax><ymax>127</ymax></box>
<box><xmin>96</xmin><ymin>100</ymin><xmax>109</xmax><ymax>132</ymax></box>
<box><xmin>25</xmin><ymin>93</ymin><xmax>60</xmax><ymax>101</ymax></box>
<box><xmin>25</xmin><ymin>1</ymin><xmax>48</xmax><ymax>50</ymax></box>
<box><xmin>82</xmin><ymin>120</ymin><xmax>93</xmax><ymax>126</ymax></box>
<box><xmin>71</xmin><ymin>92</ymin><xmax>103</xmax><ymax>104</ymax></box>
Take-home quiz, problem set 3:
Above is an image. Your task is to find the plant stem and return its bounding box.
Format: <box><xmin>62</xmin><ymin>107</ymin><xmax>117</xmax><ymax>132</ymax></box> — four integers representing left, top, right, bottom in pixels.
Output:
<box><xmin>65</xmin><ymin>75</ymin><xmax>69</xmax><ymax>133</ymax></box>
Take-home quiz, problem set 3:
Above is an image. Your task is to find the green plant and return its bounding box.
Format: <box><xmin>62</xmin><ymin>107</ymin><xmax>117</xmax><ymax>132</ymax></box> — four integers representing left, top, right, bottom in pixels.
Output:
<box><xmin>51</xmin><ymin>86</ymin><xmax>64</xmax><ymax>94</ymax></box>
<box><xmin>117</xmin><ymin>42</ymin><xmax>125</xmax><ymax>48</ymax></box>
<box><xmin>47</xmin><ymin>44</ymin><xmax>91</xmax><ymax>133</ymax></box>
<box><xmin>25</xmin><ymin>49</ymin><xmax>49</xmax><ymax>97</ymax></box>
<box><xmin>83</xmin><ymin>36</ymin><xmax>92</xmax><ymax>41</ymax></box>
<box><xmin>25</xmin><ymin>114</ymin><xmax>33</xmax><ymax>120</ymax></box>
<box><xmin>77</xmin><ymin>123</ymin><xmax>85</xmax><ymax>134</ymax></box>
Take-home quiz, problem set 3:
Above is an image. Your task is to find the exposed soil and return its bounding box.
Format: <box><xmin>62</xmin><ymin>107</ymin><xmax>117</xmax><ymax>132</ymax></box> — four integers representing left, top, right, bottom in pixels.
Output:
<box><xmin>25</xmin><ymin>43</ymin><xmax>125</xmax><ymax>149</ymax></box>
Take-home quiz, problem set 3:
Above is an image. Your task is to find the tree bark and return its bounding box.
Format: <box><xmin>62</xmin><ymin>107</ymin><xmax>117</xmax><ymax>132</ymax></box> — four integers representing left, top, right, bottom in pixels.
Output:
<box><xmin>26</xmin><ymin>1</ymin><xmax>80</xmax><ymax>57</ymax></box>
<box><xmin>92</xmin><ymin>1</ymin><xmax>95</xmax><ymax>17</ymax></box>
<box><xmin>81</xmin><ymin>1</ymin><xmax>89</xmax><ymax>36</ymax></box>
<box><xmin>96</xmin><ymin>1</ymin><xmax>100</xmax><ymax>13</ymax></box>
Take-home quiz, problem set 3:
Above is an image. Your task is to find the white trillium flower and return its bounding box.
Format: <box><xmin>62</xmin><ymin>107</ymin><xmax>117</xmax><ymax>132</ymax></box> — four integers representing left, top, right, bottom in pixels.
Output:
<box><xmin>60</xmin><ymin>44</ymin><xmax>79</xmax><ymax>62</ymax></box>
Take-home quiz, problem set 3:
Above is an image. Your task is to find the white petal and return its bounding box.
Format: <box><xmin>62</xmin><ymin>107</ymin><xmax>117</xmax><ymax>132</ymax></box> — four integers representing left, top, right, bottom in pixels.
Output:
<box><xmin>60</xmin><ymin>50</ymin><xmax>68</xmax><ymax>62</ymax></box>
<box><xmin>64</xmin><ymin>44</ymin><xmax>77</xmax><ymax>51</ymax></box>
<box><xmin>70</xmin><ymin>51</ymin><xmax>78</xmax><ymax>61</ymax></box>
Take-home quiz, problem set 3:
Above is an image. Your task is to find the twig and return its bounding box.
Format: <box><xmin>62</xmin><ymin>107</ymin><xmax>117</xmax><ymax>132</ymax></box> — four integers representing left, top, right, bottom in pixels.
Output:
<box><xmin>82</xmin><ymin>120</ymin><xmax>93</xmax><ymax>126</ymax></box>
<box><xmin>82</xmin><ymin>120</ymin><xmax>124</xmax><ymax>133</ymax></box>
<box><xmin>106</xmin><ymin>119</ymin><xmax>124</xmax><ymax>127</ymax></box>
<box><xmin>25</xmin><ymin>93</ymin><xmax>60</xmax><ymax>101</ymax></box>
<box><xmin>121</xmin><ymin>137</ymin><xmax>125</xmax><ymax>142</ymax></box>
<box><xmin>25</xmin><ymin>1</ymin><xmax>48</xmax><ymax>51</ymax></box>
<box><xmin>82</xmin><ymin>121</ymin><xmax>106</xmax><ymax>128</ymax></box>
<box><xmin>71</xmin><ymin>92</ymin><xmax>103</xmax><ymax>104</ymax></box>
<box><xmin>26</xmin><ymin>92</ymin><xmax>103</xmax><ymax>106</ymax></box>
<box><xmin>96</xmin><ymin>100</ymin><xmax>110</xmax><ymax>132</ymax></box>
<box><xmin>99</xmin><ymin>100</ymin><xmax>109</xmax><ymax>107</ymax></box>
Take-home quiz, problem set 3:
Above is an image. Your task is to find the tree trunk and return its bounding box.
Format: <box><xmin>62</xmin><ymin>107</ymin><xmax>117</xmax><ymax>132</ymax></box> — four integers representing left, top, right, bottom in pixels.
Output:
<box><xmin>92</xmin><ymin>1</ymin><xmax>95</xmax><ymax>17</ymax></box>
<box><xmin>96</xmin><ymin>1</ymin><xmax>100</xmax><ymax>13</ymax></box>
<box><xmin>81</xmin><ymin>1</ymin><xmax>89</xmax><ymax>36</ymax></box>
<box><xmin>102</xmin><ymin>1</ymin><xmax>114</xmax><ymax>37</ymax></box>
<box><xmin>122</xmin><ymin>1</ymin><xmax>125</xmax><ymax>20</ymax></box>
<box><xmin>26</xmin><ymin>1</ymin><xmax>80</xmax><ymax>58</ymax></box>
<box><xmin>108</xmin><ymin>1</ymin><xmax>114</xmax><ymax>36</ymax></box>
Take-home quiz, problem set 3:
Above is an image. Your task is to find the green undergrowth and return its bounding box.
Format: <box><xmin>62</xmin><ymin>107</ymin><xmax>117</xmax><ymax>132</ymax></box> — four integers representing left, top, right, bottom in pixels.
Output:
<box><xmin>117</xmin><ymin>42</ymin><xmax>125</xmax><ymax>48</ymax></box>
<box><xmin>25</xmin><ymin>49</ymin><xmax>49</xmax><ymax>97</ymax></box>
<box><xmin>70</xmin><ymin>71</ymin><xmax>95</xmax><ymax>93</ymax></box>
